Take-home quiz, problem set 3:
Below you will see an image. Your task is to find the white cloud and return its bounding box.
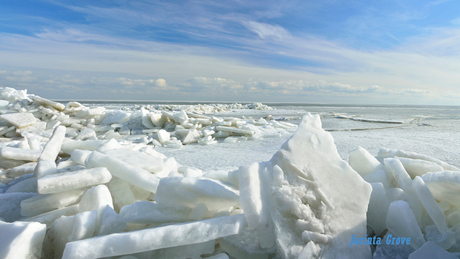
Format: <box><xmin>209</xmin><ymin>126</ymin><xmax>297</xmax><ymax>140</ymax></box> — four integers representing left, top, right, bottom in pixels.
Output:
<box><xmin>155</xmin><ymin>78</ymin><xmax>167</xmax><ymax>88</ymax></box>
<box><xmin>242</xmin><ymin>21</ymin><xmax>290</xmax><ymax>40</ymax></box>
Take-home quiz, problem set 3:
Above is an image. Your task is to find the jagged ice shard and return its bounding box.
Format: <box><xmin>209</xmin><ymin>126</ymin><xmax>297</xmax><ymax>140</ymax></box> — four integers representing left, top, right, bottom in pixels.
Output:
<box><xmin>240</xmin><ymin>113</ymin><xmax>372</xmax><ymax>259</ymax></box>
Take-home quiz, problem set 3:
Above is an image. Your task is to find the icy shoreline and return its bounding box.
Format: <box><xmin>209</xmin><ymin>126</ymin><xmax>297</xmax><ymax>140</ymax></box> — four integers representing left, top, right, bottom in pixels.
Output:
<box><xmin>0</xmin><ymin>87</ymin><xmax>459</xmax><ymax>259</ymax></box>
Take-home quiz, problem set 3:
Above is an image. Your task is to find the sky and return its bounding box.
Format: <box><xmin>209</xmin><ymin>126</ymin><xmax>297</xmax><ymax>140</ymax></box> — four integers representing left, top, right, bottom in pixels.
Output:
<box><xmin>0</xmin><ymin>0</ymin><xmax>460</xmax><ymax>105</ymax></box>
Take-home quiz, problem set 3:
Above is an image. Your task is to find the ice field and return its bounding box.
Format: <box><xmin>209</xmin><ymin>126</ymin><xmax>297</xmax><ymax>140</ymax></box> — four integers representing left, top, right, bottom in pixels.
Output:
<box><xmin>0</xmin><ymin>87</ymin><xmax>459</xmax><ymax>259</ymax></box>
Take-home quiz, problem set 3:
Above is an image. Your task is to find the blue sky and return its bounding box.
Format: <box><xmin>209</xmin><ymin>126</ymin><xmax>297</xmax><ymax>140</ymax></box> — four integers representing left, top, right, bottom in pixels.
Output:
<box><xmin>1</xmin><ymin>0</ymin><xmax>459</xmax><ymax>104</ymax></box>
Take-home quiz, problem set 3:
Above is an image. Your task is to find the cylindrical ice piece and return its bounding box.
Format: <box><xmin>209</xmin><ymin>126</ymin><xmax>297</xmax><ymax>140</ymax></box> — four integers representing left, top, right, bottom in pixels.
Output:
<box><xmin>39</xmin><ymin>125</ymin><xmax>66</xmax><ymax>161</ymax></box>
<box><xmin>85</xmin><ymin>151</ymin><xmax>159</xmax><ymax>193</ymax></box>
<box><xmin>37</xmin><ymin>168</ymin><xmax>112</xmax><ymax>194</ymax></box>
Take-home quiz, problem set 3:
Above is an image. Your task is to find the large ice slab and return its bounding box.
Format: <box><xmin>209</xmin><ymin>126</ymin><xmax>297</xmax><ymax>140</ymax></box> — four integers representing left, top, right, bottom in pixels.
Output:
<box><xmin>85</xmin><ymin>151</ymin><xmax>160</xmax><ymax>193</ymax></box>
<box><xmin>103</xmin><ymin>148</ymin><xmax>164</xmax><ymax>173</ymax></box>
<box><xmin>0</xmin><ymin>112</ymin><xmax>36</xmax><ymax>128</ymax></box>
<box><xmin>0</xmin><ymin>147</ymin><xmax>41</xmax><ymax>161</ymax></box>
<box><xmin>0</xmin><ymin>220</ymin><xmax>46</xmax><ymax>259</ymax></box>
<box><xmin>21</xmin><ymin>188</ymin><xmax>87</xmax><ymax>217</ymax></box>
<box><xmin>62</xmin><ymin>214</ymin><xmax>247</xmax><ymax>259</ymax></box>
<box><xmin>37</xmin><ymin>167</ymin><xmax>112</xmax><ymax>194</ymax></box>
<box><xmin>269</xmin><ymin>113</ymin><xmax>372</xmax><ymax>259</ymax></box>
<box><xmin>412</xmin><ymin>176</ymin><xmax>448</xmax><ymax>233</ymax></box>
<box><xmin>239</xmin><ymin>162</ymin><xmax>274</xmax><ymax>249</ymax></box>
<box><xmin>378</xmin><ymin>148</ymin><xmax>459</xmax><ymax>171</ymax></box>
<box><xmin>154</xmin><ymin>177</ymin><xmax>240</xmax><ymax>210</ymax></box>
<box><xmin>39</xmin><ymin>125</ymin><xmax>66</xmax><ymax>161</ymax></box>
<box><xmin>349</xmin><ymin>146</ymin><xmax>382</xmax><ymax>177</ymax></box>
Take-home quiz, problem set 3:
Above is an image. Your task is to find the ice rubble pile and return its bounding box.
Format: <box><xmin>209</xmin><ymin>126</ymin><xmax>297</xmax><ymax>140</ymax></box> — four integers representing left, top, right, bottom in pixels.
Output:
<box><xmin>0</xmin><ymin>108</ymin><xmax>371</xmax><ymax>259</ymax></box>
<box><xmin>0</xmin><ymin>88</ymin><xmax>295</xmax><ymax>150</ymax></box>
<box><xmin>0</xmin><ymin>87</ymin><xmax>458</xmax><ymax>259</ymax></box>
<box><xmin>350</xmin><ymin>146</ymin><xmax>460</xmax><ymax>258</ymax></box>
<box><xmin>122</xmin><ymin>102</ymin><xmax>273</xmax><ymax>113</ymax></box>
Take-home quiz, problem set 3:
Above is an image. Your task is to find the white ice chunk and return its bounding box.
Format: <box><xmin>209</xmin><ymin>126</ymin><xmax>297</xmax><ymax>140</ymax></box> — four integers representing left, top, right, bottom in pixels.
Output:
<box><xmin>398</xmin><ymin>157</ymin><xmax>444</xmax><ymax>178</ymax></box>
<box><xmin>79</xmin><ymin>185</ymin><xmax>113</xmax><ymax>213</ymax></box>
<box><xmin>154</xmin><ymin>177</ymin><xmax>240</xmax><ymax>210</ymax></box>
<box><xmin>367</xmin><ymin>182</ymin><xmax>390</xmax><ymax>236</ymax></box>
<box><xmin>68</xmin><ymin>210</ymin><xmax>97</xmax><ymax>242</ymax></box>
<box><xmin>30</xmin><ymin>95</ymin><xmax>65</xmax><ymax>111</ymax></box>
<box><xmin>38</xmin><ymin>167</ymin><xmax>112</xmax><ymax>194</ymax></box>
<box><xmin>421</xmin><ymin>171</ymin><xmax>460</xmax><ymax>207</ymax></box>
<box><xmin>28</xmin><ymin>136</ymin><xmax>40</xmax><ymax>150</ymax></box>
<box><xmin>198</xmin><ymin>135</ymin><xmax>217</xmax><ymax>145</ymax></box>
<box><xmin>42</xmin><ymin>214</ymin><xmax>75</xmax><ymax>259</ymax></box>
<box><xmin>0</xmin><ymin>147</ymin><xmax>41</xmax><ymax>161</ymax></box>
<box><xmin>7</xmin><ymin>162</ymin><xmax>37</xmax><ymax>177</ymax></box>
<box><xmin>96</xmin><ymin>138</ymin><xmax>121</xmax><ymax>152</ymax></box>
<box><xmin>239</xmin><ymin>162</ymin><xmax>274</xmax><ymax>248</ymax></box>
<box><xmin>408</xmin><ymin>241</ymin><xmax>457</xmax><ymax>259</ymax></box>
<box><xmin>141</xmin><ymin>107</ymin><xmax>155</xmax><ymax>128</ymax></box>
<box><xmin>95</xmin><ymin>205</ymin><xmax>127</xmax><ymax>236</ymax></box>
<box><xmin>349</xmin><ymin>146</ymin><xmax>383</xmax><ymax>177</ymax></box>
<box><xmin>108</xmin><ymin>178</ymin><xmax>136</xmax><ymax>212</ymax></box>
<box><xmin>61</xmin><ymin>139</ymin><xmax>106</xmax><ymax>154</ymax></box>
<box><xmin>76</xmin><ymin>128</ymin><xmax>96</xmax><ymax>140</ymax></box>
<box><xmin>148</xmin><ymin>113</ymin><xmax>167</xmax><ymax>128</ymax></box>
<box><xmin>39</xmin><ymin>125</ymin><xmax>66</xmax><ymax>161</ymax></box>
<box><xmin>69</xmin><ymin>149</ymin><xmax>92</xmax><ymax>165</ymax></box>
<box><xmin>182</xmin><ymin>128</ymin><xmax>201</xmax><ymax>144</ymax></box>
<box><xmin>120</xmin><ymin>201</ymin><xmax>192</xmax><ymax>224</ymax></box>
<box><xmin>0</xmin><ymin>112</ymin><xmax>36</xmax><ymax>128</ymax></box>
<box><xmin>215</xmin><ymin>126</ymin><xmax>254</xmax><ymax>135</ymax></box>
<box><xmin>35</xmin><ymin>160</ymin><xmax>57</xmax><ymax>178</ymax></box>
<box><xmin>20</xmin><ymin>188</ymin><xmax>86</xmax><ymax>217</ymax></box>
<box><xmin>378</xmin><ymin>148</ymin><xmax>459</xmax><ymax>171</ymax></box>
<box><xmin>101</xmin><ymin>110</ymin><xmax>130</xmax><ymax>125</ymax></box>
<box><xmin>0</xmin><ymin>221</ymin><xmax>46</xmax><ymax>259</ymax></box>
<box><xmin>386</xmin><ymin>200</ymin><xmax>425</xmax><ymax>250</ymax></box>
<box><xmin>62</xmin><ymin>214</ymin><xmax>247</xmax><ymax>259</ymax></box>
<box><xmin>362</xmin><ymin>169</ymin><xmax>390</xmax><ymax>188</ymax></box>
<box><xmin>213</xmin><ymin>131</ymin><xmax>230</xmax><ymax>138</ymax></box>
<box><xmin>384</xmin><ymin>158</ymin><xmax>413</xmax><ymax>192</ymax></box>
<box><xmin>412</xmin><ymin>176</ymin><xmax>448</xmax><ymax>233</ymax></box>
<box><xmin>269</xmin><ymin>113</ymin><xmax>372</xmax><ymax>259</ymax></box>
<box><xmin>173</xmin><ymin>110</ymin><xmax>188</xmax><ymax>124</ymax></box>
<box><xmin>157</xmin><ymin>129</ymin><xmax>170</xmax><ymax>144</ymax></box>
<box><xmin>85</xmin><ymin>151</ymin><xmax>160</xmax><ymax>193</ymax></box>
<box><xmin>104</xmin><ymin>148</ymin><xmax>164</xmax><ymax>173</ymax></box>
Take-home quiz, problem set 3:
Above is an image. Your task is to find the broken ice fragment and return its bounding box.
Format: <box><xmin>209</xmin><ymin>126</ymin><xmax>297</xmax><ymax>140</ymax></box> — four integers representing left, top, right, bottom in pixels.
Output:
<box><xmin>62</xmin><ymin>214</ymin><xmax>247</xmax><ymax>259</ymax></box>
<box><xmin>37</xmin><ymin>167</ymin><xmax>112</xmax><ymax>194</ymax></box>
<box><xmin>0</xmin><ymin>112</ymin><xmax>36</xmax><ymax>128</ymax></box>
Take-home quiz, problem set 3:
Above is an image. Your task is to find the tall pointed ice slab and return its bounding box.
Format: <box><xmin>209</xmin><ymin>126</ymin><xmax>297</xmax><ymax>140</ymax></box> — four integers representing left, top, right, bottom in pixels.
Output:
<box><xmin>269</xmin><ymin>113</ymin><xmax>372</xmax><ymax>259</ymax></box>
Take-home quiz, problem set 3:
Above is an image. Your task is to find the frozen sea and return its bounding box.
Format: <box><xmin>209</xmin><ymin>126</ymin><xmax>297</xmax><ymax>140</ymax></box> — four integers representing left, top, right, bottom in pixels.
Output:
<box><xmin>81</xmin><ymin>101</ymin><xmax>460</xmax><ymax>172</ymax></box>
